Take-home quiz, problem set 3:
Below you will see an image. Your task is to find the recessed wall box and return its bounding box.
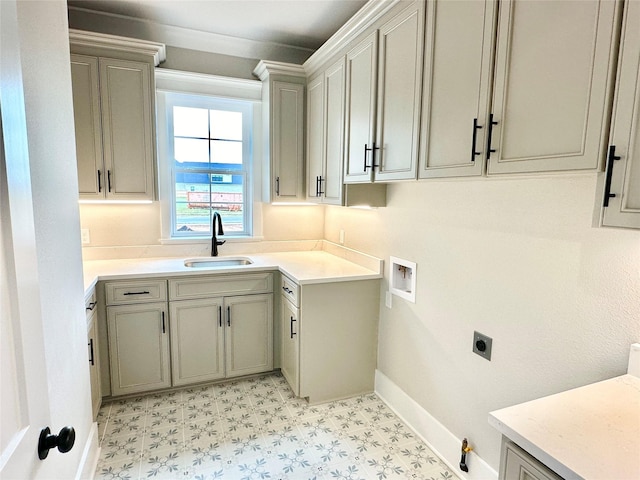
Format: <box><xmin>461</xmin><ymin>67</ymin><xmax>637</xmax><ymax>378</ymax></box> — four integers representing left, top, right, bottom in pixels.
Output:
<box><xmin>390</xmin><ymin>256</ymin><xmax>416</xmax><ymax>303</ymax></box>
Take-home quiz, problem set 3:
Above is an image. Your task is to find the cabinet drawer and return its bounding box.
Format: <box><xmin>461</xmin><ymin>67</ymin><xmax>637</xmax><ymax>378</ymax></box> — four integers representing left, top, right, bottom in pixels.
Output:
<box><xmin>105</xmin><ymin>279</ymin><xmax>167</xmax><ymax>305</ymax></box>
<box><xmin>169</xmin><ymin>273</ymin><xmax>273</xmax><ymax>300</ymax></box>
<box><xmin>280</xmin><ymin>274</ymin><xmax>299</xmax><ymax>307</ymax></box>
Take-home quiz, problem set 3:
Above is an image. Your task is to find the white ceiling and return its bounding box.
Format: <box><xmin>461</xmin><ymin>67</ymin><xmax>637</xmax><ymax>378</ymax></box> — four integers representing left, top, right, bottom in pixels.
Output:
<box><xmin>67</xmin><ymin>0</ymin><xmax>369</xmax><ymax>51</ymax></box>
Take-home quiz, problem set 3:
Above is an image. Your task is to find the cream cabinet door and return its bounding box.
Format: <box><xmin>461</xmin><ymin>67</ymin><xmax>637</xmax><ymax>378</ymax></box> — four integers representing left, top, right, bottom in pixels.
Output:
<box><xmin>307</xmin><ymin>73</ymin><xmax>325</xmax><ymax>199</ymax></box>
<box><xmin>225</xmin><ymin>294</ymin><xmax>273</xmax><ymax>378</ymax></box>
<box><xmin>170</xmin><ymin>297</ymin><xmax>225</xmax><ymax>387</ymax></box>
<box><xmin>602</xmin><ymin>0</ymin><xmax>640</xmax><ymax>229</ymax></box>
<box><xmin>280</xmin><ymin>296</ymin><xmax>300</xmax><ymax>396</ymax></box>
<box><xmin>99</xmin><ymin>58</ymin><xmax>155</xmax><ymax>200</ymax></box>
<box><xmin>488</xmin><ymin>0</ymin><xmax>619</xmax><ymax>174</ymax></box>
<box><xmin>374</xmin><ymin>1</ymin><xmax>424</xmax><ymax>182</ymax></box>
<box><xmin>323</xmin><ymin>57</ymin><xmax>346</xmax><ymax>204</ymax></box>
<box><xmin>272</xmin><ymin>81</ymin><xmax>305</xmax><ymax>201</ymax></box>
<box><xmin>419</xmin><ymin>0</ymin><xmax>497</xmax><ymax>178</ymax></box>
<box><xmin>344</xmin><ymin>31</ymin><xmax>378</xmax><ymax>184</ymax></box>
<box><xmin>107</xmin><ymin>302</ymin><xmax>170</xmax><ymax>396</ymax></box>
<box><xmin>87</xmin><ymin>311</ymin><xmax>101</xmax><ymax>419</ymax></box>
<box><xmin>70</xmin><ymin>54</ymin><xmax>104</xmax><ymax>199</ymax></box>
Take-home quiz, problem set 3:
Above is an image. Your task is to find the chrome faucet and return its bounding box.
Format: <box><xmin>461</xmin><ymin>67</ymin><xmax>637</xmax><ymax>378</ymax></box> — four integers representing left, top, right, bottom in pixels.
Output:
<box><xmin>211</xmin><ymin>212</ymin><xmax>225</xmax><ymax>256</ymax></box>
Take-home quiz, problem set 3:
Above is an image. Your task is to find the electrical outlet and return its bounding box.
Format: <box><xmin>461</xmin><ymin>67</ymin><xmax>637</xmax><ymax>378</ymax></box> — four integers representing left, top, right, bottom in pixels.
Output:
<box><xmin>473</xmin><ymin>331</ymin><xmax>492</xmax><ymax>361</ymax></box>
<box><xmin>81</xmin><ymin>228</ymin><xmax>90</xmax><ymax>245</ymax></box>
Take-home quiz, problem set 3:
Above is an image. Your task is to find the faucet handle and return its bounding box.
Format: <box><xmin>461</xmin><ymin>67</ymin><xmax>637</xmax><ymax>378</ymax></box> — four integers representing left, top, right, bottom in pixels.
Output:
<box><xmin>216</xmin><ymin>240</ymin><xmax>226</xmax><ymax>246</ymax></box>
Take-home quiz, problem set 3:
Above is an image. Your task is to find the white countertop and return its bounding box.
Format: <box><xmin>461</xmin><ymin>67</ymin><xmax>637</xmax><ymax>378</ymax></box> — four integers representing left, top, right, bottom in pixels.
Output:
<box><xmin>489</xmin><ymin>374</ymin><xmax>640</xmax><ymax>480</ymax></box>
<box><xmin>83</xmin><ymin>250</ymin><xmax>382</xmax><ymax>296</ymax></box>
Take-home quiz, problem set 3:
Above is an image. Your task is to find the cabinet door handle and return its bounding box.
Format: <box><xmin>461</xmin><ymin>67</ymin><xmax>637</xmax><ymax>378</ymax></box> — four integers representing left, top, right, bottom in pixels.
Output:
<box><xmin>471</xmin><ymin>118</ymin><xmax>482</xmax><ymax>162</ymax></box>
<box><xmin>275</xmin><ymin>176</ymin><xmax>280</xmax><ymax>196</ymax></box>
<box><xmin>603</xmin><ymin>145</ymin><xmax>621</xmax><ymax>207</ymax></box>
<box><xmin>123</xmin><ymin>291</ymin><xmax>150</xmax><ymax>296</ymax></box>
<box><xmin>282</xmin><ymin>286</ymin><xmax>293</xmax><ymax>294</ymax></box>
<box><xmin>88</xmin><ymin>338</ymin><xmax>95</xmax><ymax>366</ymax></box>
<box><xmin>97</xmin><ymin>170</ymin><xmax>102</xmax><ymax>193</ymax></box>
<box><xmin>161</xmin><ymin>311</ymin><xmax>166</xmax><ymax>334</ymax></box>
<box><xmin>85</xmin><ymin>301</ymin><xmax>97</xmax><ymax>311</ymax></box>
<box><xmin>290</xmin><ymin>316</ymin><xmax>297</xmax><ymax>339</ymax></box>
<box><xmin>364</xmin><ymin>143</ymin><xmax>380</xmax><ymax>171</ymax></box>
<box><xmin>486</xmin><ymin>114</ymin><xmax>498</xmax><ymax>160</ymax></box>
<box><xmin>227</xmin><ymin>306</ymin><xmax>231</xmax><ymax>327</ymax></box>
<box><xmin>318</xmin><ymin>176</ymin><xmax>324</xmax><ymax>196</ymax></box>
<box><xmin>107</xmin><ymin>170</ymin><xmax>112</xmax><ymax>192</ymax></box>
<box><xmin>218</xmin><ymin>305</ymin><xmax>222</xmax><ymax>327</ymax></box>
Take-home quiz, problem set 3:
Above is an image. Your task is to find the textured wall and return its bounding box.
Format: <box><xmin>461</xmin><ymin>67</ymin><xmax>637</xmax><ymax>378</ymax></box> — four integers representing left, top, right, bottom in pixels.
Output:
<box><xmin>324</xmin><ymin>174</ymin><xmax>640</xmax><ymax>468</ymax></box>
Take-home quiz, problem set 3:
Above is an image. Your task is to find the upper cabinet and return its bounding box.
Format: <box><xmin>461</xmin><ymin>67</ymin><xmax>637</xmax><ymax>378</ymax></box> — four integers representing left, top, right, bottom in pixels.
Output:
<box><xmin>253</xmin><ymin>61</ymin><xmax>306</xmax><ymax>203</ymax></box>
<box><xmin>487</xmin><ymin>0</ymin><xmax>620</xmax><ymax>175</ymax></box>
<box><xmin>307</xmin><ymin>57</ymin><xmax>346</xmax><ymax>205</ymax></box>
<box><xmin>69</xmin><ymin>31</ymin><xmax>165</xmax><ymax>201</ymax></box>
<box><xmin>418</xmin><ymin>0</ymin><xmax>497</xmax><ymax>178</ymax></box>
<box><xmin>343</xmin><ymin>1</ymin><xmax>425</xmax><ymax>183</ymax></box>
<box><xmin>601</xmin><ymin>0</ymin><xmax>640</xmax><ymax>229</ymax></box>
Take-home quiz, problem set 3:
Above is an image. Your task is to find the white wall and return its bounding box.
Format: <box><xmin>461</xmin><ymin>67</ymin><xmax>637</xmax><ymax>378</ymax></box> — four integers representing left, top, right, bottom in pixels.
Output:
<box><xmin>15</xmin><ymin>0</ymin><xmax>95</xmax><ymax>476</ymax></box>
<box><xmin>324</xmin><ymin>173</ymin><xmax>640</xmax><ymax>469</ymax></box>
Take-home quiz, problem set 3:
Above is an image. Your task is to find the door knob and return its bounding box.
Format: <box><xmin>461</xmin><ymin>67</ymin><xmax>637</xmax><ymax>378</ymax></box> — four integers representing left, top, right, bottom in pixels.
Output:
<box><xmin>38</xmin><ymin>426</ymin><xmax>75</xmax><ymax>460</ymax></box>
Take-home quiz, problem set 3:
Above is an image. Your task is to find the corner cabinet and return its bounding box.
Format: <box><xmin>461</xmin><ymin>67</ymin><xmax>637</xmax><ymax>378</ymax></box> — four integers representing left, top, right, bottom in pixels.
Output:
<box><xmin>70</xmin><ymin>31</ymin><xmax>165</xmax><ymax>201</ymax></box>
<box><xmin>279</xmin><ymin>274</ymin><xmax>380</xmax><ymax>404</ymax></box>
<box><xmin>486</xmin><ymin>0</ymin><xmax>620</xmax><ymax>175</ymax></box>
<box><xmin>254</xmin><ymin>61</ymin><xmax>306</xmax><ymax>203</ymax></box>
<box><xmin>601</xmin><ymin>0</ymin><xmax>640</xmax><ymax>229</ymax></box>
<box><xmin>343</xmin><ymin>1</ymin><xmax>425</xmax><ymax>184</ymax></box>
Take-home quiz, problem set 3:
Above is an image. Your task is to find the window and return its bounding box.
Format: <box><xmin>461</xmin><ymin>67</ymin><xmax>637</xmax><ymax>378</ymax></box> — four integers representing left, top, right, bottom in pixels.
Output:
<box><xmin>159</xmin><ymin>91</ymin><xmax>255</xmax><ymax>239</ymax></box>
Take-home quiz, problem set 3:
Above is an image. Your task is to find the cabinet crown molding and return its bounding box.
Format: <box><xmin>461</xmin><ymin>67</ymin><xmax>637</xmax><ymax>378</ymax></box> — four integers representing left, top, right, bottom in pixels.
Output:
<box><xmin>253</xmin><ymin>60</ymin><xmax>306</xmax><ymax>81</ymax></box>
<box><xmin>303</xmin><ymin>0</ymin><xmax>401</xmax><ymax>75</ymax></box>
<box><xmin>69</xmin><ymin>29</ymin><xmax>166</xmax><ymax>66</ymax></box>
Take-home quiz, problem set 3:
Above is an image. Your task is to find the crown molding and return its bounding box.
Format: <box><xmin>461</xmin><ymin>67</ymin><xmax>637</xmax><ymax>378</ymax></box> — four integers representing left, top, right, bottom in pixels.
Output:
<box><xmin>303</xmin><ymin>0</ymin><xmax>401</xmax><ymax>74</ymax></box>
<box><xmin>253</xmin><ymin>60</ymin><xmax>307</xmax><ymax>81</ymax></box>
<box><xmin>69</xmin><ymin>28</ymin><xmax>166</xmax><ymax>65</ymax></box>
<box><xmin>68</xmin><ymin>6</ymin><xmax>313</xmax><ymax>65</ymax></box>
<box><xmin>156</xmin><ymin>69</ymin><xmax>262</xmax><ymax>101</ymax></box>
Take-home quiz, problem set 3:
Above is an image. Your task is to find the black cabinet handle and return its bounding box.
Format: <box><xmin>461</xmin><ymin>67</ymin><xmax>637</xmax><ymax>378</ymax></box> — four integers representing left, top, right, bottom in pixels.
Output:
<box><xmin>364</xmin><ymin>143</ymin><xmax>380</xmax><ymax>171</ymax></box>
<box><xmin>38</xmin><ymin>426</ymin><xmax>75</xmax><ymax>460</ymax></box>
<box><xmin>290</xmin><ymin>316</ymin><xmax>297</xmax><ymax>339</ymax></box>
<box><xmin>218</xmin><ymin>305</ymin><xmax>222</xmax><ymax>327</ymax></box>
<box><xmin>471</xmin><ymin>118</ymin><xmax>482</xmax><ymax>162</ymax></box>
<box><xmin>486</xmin><ymin>114</ymin><xmax>498</xmax><ymax>160</ymax></box>
<box><xmin>315</xmin><ymin>176</ymin><xmax>320</xmax><ymax>197</ymax></box>
<box><xmin>86</xmin><ymin>301</ymin><xmax>97</xmax><ymax>311</ymax></box>
<box><xmin>88</xmin><ymin>339</ymin><xmax>95</xmax><ymax>366</ymax></box>
<box><xmin>275</xmin><ymin>176</ymin><xmax>280</xmax><ymax>196</ymax></box>
<box><xmin>318</xmin><ymin>176</ymin><xmax>324</xmax><ymax>196</ymax></box>
<box><xmin>123</xmin><ymin>291</ymin><xmax>150</xmax><ymax>296</ymax></box>
<box><xmin>603</xmin><ymin>145</ymin><xmax>621</xmax><ymax>207</ymax></box>
<box><xmin>97</xmin><ymin>170</ymin><xmax>102</xmax><ymax>193</ymax></box>
<box><xmin>107</xmin><ymin>170</ymin><xmax>112</xmax><ymax>192</ymax></box>
<box><xmin>161</xmin><ymin>311</ymin><xmax>166</xmax><ymax>334</ymax></box>
<box><xmin>227</xmin><ymin>306</ymin><xmax>231</xmax><ymax>327</ymax></box>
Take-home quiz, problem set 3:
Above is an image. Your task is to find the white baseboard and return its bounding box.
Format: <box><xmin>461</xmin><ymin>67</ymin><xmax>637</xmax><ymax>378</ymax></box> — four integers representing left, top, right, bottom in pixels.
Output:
<box><xmin>75</xmin><ymin>422</ymin><xmax>101</xmax><ymax>480</ymax></box>
<box><xmin>375</xmin><ymin>370</ymin><xmax>498</xmax><ymax>480</ymax></box>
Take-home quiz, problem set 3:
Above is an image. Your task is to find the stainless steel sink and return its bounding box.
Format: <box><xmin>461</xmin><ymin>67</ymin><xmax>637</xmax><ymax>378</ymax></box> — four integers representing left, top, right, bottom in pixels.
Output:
<box><xmin>183</xmin><ymin>257</ymin><xmax>253</xmax><ymax>268</ymax></box>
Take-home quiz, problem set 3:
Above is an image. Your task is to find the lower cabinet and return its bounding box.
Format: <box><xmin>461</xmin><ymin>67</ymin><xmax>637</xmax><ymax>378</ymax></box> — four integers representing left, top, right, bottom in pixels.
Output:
<box><xmin>107</xmin><ymin>302</ymin><xmax>171</xmax><ymax>396</ymax></box>
<box><xmin>86</xmin><ymin>289</ymin><xmax>101</xmax><ymax>419</ymax></box>
<box><xmin>103</xmin><ymin>273</ymin><xmax>274</xmax><ymax>397</ymax></box>
<box><xmin>279</xmin><ymin>274</ymin><xmax>380</xmax><ymax>403</ymax></box>
<box><xmin>170</xmin><ymin>293</ymin><xmax>274</xmax><ymax>386</ymax></box>
<box><xmin>500</xmin><ymin>440</ymin><xmax>562</xmax><ymax>480</ymax></box>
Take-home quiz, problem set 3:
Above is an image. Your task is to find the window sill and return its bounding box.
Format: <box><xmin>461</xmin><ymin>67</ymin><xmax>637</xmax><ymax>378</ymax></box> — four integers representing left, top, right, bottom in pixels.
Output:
<box><xmin>159</xmin><ymin>235</ymin><xmax>264</xmax><ymax>245</ymax></box>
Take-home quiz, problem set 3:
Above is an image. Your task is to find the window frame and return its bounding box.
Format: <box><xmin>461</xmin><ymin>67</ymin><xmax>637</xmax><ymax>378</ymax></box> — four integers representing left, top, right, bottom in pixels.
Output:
<box><xmin>155</xmin><ymin>69</ymin><xmax>263</xmax><ymax>243</ymax></box>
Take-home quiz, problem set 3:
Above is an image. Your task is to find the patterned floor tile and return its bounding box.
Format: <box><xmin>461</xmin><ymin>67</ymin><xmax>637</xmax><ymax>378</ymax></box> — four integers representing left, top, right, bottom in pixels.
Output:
<box><xmin>97</xmin><ymin>373</ymin><xmax>460</xmax><ymax>480</ymax></box>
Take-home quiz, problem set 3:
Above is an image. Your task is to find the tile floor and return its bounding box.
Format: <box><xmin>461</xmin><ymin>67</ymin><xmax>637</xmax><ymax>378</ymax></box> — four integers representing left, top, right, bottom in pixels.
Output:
<box><xmin>95</xmin><ymin>373</ymin><xmax>460</xmax><ymax>480</ymax></box>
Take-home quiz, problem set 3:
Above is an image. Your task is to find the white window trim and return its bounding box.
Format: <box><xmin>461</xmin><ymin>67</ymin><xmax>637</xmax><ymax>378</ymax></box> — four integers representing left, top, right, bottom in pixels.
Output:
<box><xmin>156</xmin><ymin>69</ymin><xmax>263</xmax><ymax>243</ymax></box>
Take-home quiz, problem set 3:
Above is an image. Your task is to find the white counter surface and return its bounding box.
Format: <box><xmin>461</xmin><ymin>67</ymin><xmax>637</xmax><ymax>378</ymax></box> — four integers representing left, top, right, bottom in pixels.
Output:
<box><xmin>489</xmin><ymin>374</ymin><xmax>640</xmax><ymax>480</ymax></box>
<box><xmin>83</xmin><ymin>250</ymin><xmax>382</xmax><ymax>295</ymax></box>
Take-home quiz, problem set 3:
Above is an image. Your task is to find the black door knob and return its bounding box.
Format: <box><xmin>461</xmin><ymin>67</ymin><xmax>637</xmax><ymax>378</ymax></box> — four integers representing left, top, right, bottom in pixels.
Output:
<box><xmin>38</xmin><ymin>426</ymin><xmax>75</xmax><ymax>460</ymax></box>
